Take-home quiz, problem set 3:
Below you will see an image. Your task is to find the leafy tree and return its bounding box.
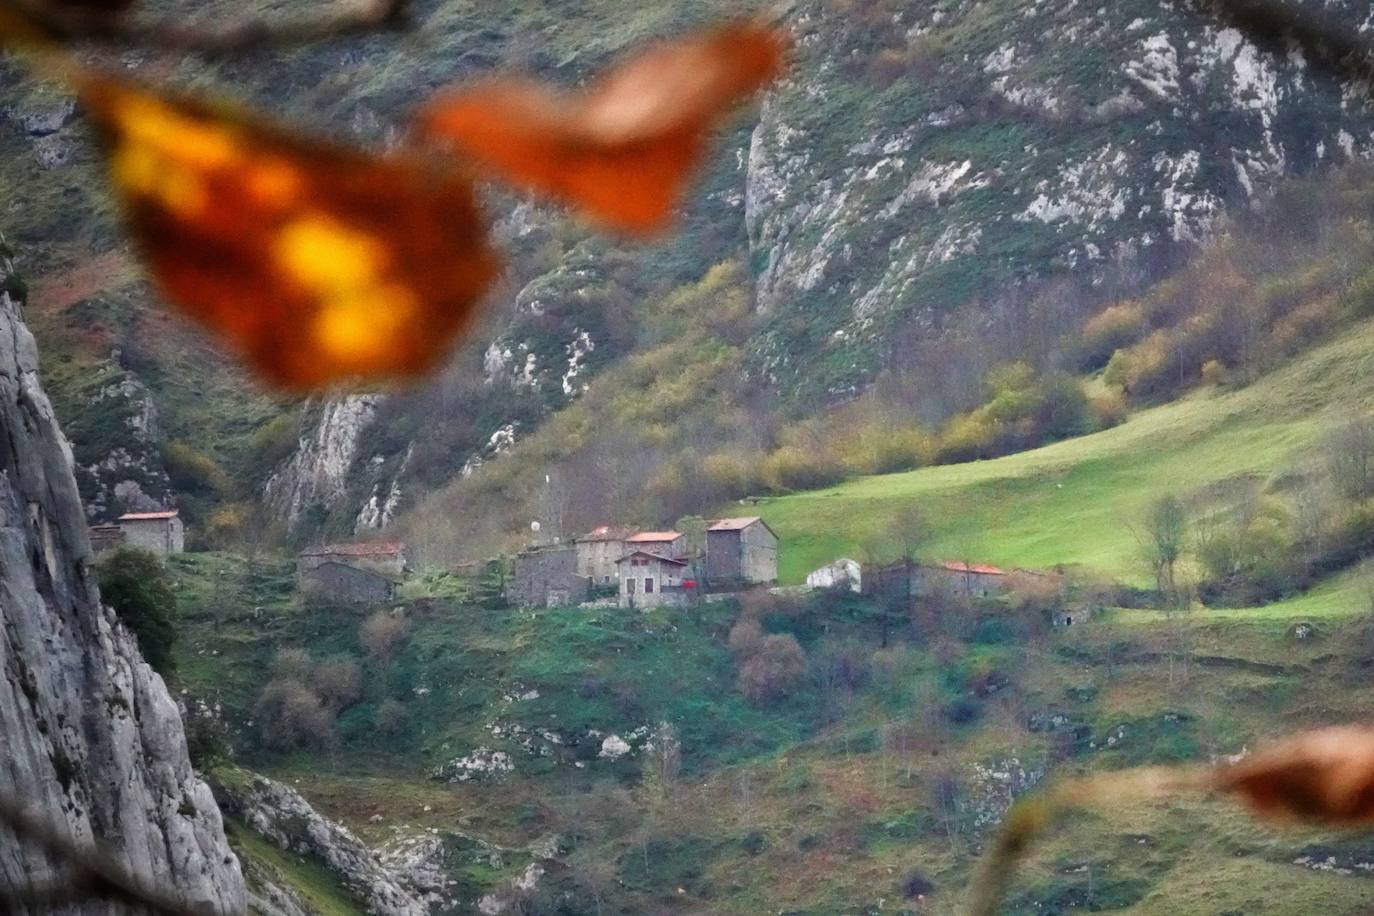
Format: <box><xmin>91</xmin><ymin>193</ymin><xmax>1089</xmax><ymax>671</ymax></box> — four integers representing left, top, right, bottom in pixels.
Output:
<box><xmin>96</xmin><ymin>548</ymin><xmax>178</xmax><ymax>675</ymax></box>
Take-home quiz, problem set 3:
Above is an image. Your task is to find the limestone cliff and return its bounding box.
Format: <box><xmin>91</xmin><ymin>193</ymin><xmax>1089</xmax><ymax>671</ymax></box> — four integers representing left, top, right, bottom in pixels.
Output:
<box><xmin>0</xmin><ymin>250</ymin><xmax>245</xmax><ymax>914</ymax></box>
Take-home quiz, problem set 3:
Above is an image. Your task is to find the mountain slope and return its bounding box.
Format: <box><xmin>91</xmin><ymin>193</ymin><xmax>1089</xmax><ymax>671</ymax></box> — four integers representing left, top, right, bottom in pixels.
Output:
<box><xmin>7</xmin><ymin>1</ymin><xmax>1374</xmax><ymax>545</ymax></box>
<box><xmin>761</xmin><ymin>311</ymin><xmax>1374</xmax><ymax>584</ymax></box>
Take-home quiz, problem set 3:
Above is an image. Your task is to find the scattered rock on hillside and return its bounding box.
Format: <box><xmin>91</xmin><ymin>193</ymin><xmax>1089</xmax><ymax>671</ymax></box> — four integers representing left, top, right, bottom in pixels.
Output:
<box><xmin>214</xmin><ymin>770</ymin><xmax>427</xmax><ymax>916</ymax></box>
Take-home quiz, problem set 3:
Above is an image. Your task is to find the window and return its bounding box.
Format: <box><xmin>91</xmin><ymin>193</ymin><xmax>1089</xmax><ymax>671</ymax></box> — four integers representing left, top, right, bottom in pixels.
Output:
<box><xmin>627</xmin><ymin>578</ymin><xmax>636</xmax><ymax>595</ymax></box>
<box><xmin>645</xmin><ymin>577</ymin><xmax>654</xmax><ymax>593</ymax></box>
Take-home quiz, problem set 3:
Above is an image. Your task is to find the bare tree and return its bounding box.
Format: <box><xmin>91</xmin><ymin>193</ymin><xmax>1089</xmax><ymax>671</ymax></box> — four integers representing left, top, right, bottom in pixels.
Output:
<box><xmin>1138</xmin><ymin>494</ymin><xmax>1188</xmax><ymax>608</ymax></box>
<box><xmin>1325</xmin><ymin>413</ymin><xmax>1374</xmax><ymax>501</ymax></box>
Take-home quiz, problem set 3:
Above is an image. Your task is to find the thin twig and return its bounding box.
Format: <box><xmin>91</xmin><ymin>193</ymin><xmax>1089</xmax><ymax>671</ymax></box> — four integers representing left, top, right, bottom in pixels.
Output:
<box><xmin>6</xmin><ymin>0</ymin><xmax>410</xmax><ymax>55</ymax></box>
<box><xmin>0</xmin><ymin>790</ymin><xmax>228</xmax><ymax>916</ymax></box>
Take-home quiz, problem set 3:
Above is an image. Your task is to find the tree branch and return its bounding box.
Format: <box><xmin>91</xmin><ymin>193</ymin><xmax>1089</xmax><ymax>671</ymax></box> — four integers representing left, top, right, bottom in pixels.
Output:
<box><xmin>0</xmin><ymin>790</ymin><xmax>227</xmax><ymax>916</ymax></box>
<box><xmin>9</xmin><ymin>0</ymin><xmax>411</xmax><ymax>55</ymax></box>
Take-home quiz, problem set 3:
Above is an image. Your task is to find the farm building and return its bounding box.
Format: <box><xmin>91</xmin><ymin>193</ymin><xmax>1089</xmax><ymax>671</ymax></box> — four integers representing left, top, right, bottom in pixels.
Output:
<box><xmin>116</xmin><ymin>510</ymin><xmax>184</xmax><ymax>556</ymax></box>
<box><xmin>705</xmin><ymin>517</ymin><xmax>778</xmax><ymax>585</ymax></box>
<box><xmin>575</xmin><ymin>525</ymin><xmax>637</xmax><ymax>586</ymax></box>
<box><xmin>616</xmin><ymin>550</ymin><xmax>694</xmax><ymax>609</ymax></box>
<box><xmin>865</xmin><ymin>559</ymin><xmax>1012</xmax><ymax>602</ymax></box>
<box><xmin>625</xmin><ymin>530</ymin><xmax>685</xmax><ymax>558</ymax></box>
<box><xmin>300</xmin><ymin>561</ymin><xmax>397</xmax><ymax>604</ymax></box>
<box><xmin>298</xmin><ymin>542</ymin><xmax>408</xmax><ymax>579</ymax></box>
<box><xmin>511</xmin><ymin>545</ymin><xmax>591</xmax><ymax>608</ymax></box>
<box><xmin>88</xmin><ymin>524</ymin><xmax>126</xmax><ymax>555</ymax></box>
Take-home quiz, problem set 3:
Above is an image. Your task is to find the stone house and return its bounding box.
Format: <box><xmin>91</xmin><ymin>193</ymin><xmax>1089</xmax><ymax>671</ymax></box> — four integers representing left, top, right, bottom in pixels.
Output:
<box><xmin>298</xmin><ymin>542</ymin><xmax>408</xmax><ymax>580</ymax></box>
<box><xmin>300</xmin><ymin>561</ymin><xmax>397</xmax><ymax>604</ymax></box>
<box><xmin>705</xmin><ymin>517</ymin><xmax>778</xmax><ymax>585</ymax></box>
<box><xmin>616</xmin><ymin>550</ymin><xmax>694</xmax><ymax>608</ymax></box>
<box><xmin>511</xmin><ymin>544</ymin><xmax>591</xmax><ymax>607</ymax></box>
<box><xmin>575</xmin><ymin>525</ymin><xmax>637</xmax><ymax>586</ymax></box>
<box><xmin>116</xmin><ymin>510</ymin><xmax>184</xmax><ymax>556</ymax></box>
<box><xmin>624</xmin><ymin>530</ymin><xmax>685</xmax><ymax>558</ymax></box>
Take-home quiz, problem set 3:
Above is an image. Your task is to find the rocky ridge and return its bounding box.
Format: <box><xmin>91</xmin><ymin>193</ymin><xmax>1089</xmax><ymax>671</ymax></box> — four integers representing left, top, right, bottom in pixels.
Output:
<box><xmin>0</xmin><ymin>247</ymin><xmax>245</xmax><ymax>914</ymax></box>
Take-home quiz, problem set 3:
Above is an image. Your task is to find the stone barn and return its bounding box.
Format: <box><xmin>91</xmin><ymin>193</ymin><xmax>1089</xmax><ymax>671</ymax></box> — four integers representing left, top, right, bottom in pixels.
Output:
<box><xmin>298</xmin><ymin>542</ymin><xmax>408</xmax><ymax>579</ymax></box>
<box><xmin>116</xmin><ymin>509</ymin><xmax>184</xmax><ymax>556</ymax></box>
<box><xmin>511</xmin><ymin>544</ymin><xmax>591</xmax><ymax>607</ymax></box>
<box><xmin>616</xmin><ymin>550</ymin><xmax>693</xmax><ymax>609</ymax></box>
<box><xmin>575</xmin><ymin>525</ymin><xmax>637</xmax><ymax>586</ymax></box>
<box><xmin>300</xmin><ymin>561</ymin><xmax>396</xmax><ymax>604</ymax></box>
<box><xmin>705</xmin><ymin>517</ymin><xmax>778</xmax><ymax>586</ymax></box>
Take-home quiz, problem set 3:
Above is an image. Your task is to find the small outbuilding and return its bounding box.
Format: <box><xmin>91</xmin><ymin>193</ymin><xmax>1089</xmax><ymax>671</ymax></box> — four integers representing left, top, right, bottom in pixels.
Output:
<box><xmin>706</xmin><ymin>517</ymin><xmax>778</xmax><ymax>586</ymax></box>
<box><xmin>116</xmin><ymin>510</ymin><xmax>184</xmax><ymax>556</ymax></box>
<box><xmin>511</xmin><ymin>544</ymin><xmax>591</xmax><ymax>608</ymax></box>
<box><xmin>298</xmin><ymin>542</ymin><xmax>408</xmax><ymax>579</ymax></box>
<box><xmin>300</xmin><ymin>561</ymin><xmax>397</xmax><ymax>604</ymax></box>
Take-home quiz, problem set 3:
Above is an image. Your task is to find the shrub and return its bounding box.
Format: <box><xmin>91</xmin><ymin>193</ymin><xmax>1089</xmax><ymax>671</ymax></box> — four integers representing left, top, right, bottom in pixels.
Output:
<box><xmin>1077</xmin><ymin>300</ymin><xmax>1148</xmax><ymax>369</ymax></box>
<box><xmin>727</xmin><ymin>617</ymin><xmax>764</xmax><ymax>656</ymax></box>
<box><xmin>163</xmin><ymin>439</ymin><xmax>233</xmax><ymax>498</ymax></box>
<box><xmin>943</xmin><ymin>695</ymin><xmax>981</xmax><ymax>725</ymax></box>
<box><xmin>737</xmin><ymin>634</ymin><xmax>808</xmax><ymax>706</ymax></box>
<box><xmin>96</xmin><ymin>548</ymin><xmax>178</xmax><ymax>675</ymax></box>
<box><xmin>938</xmin><ymin>412</ymin><xmax>999</xmax><ymax>463</ymax></box>
<box><xmin>761</xmin><ymin>445</ymin><xmax>845</xmax><ymax>492</ymax></box>
<box><xmin>375</xmin><ymin>698</ymin><xmax>408</xmax><ymax>735</ymax></box>
<box><xmin>271</xmin><ymin>647</ymin><xmax>313</xmax><ymax>681</ymax></box>
<box><xmin>256</xmin><ymin>678</ymin><xmax>333</xmax><ymax>750</ymax></box>
<box><xmin>361</xmin><ymin>610</ymin><xmax>409</xmax><ymax>663</ymax></box>
<box><xmin>310</xmin><ymin>657</ymin><xmax>363</xmax><ymax>712</ymax></box>
<box><xmin>1200</xmin><ymin>358</ymin><xmax>1227</xmax><ymax>386</ymax></box>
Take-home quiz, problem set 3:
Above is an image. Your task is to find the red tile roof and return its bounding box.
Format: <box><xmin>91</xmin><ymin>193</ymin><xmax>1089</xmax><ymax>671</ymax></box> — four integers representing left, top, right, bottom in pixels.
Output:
<box><xmin>301</xmin><ymin>542</ymin><xmax>406</xmax><ymax>558</ymax></box>
<box><xmin>118</xmin><ymin>510</ymin><xmax>179</xmax><ymax>521</ymax></box>
<box><xmin>708</xmin><ymin>517</ymin><xmax>762</xmax><ymax>531</ymax></box>
<box><xmin>941</xmin><ymin>561</ymin><xmax>1007</xmax><ymax>576</ymax></box>
<box><xmin>579</xmin><ymin>525</ymin><xmax>638</xmax><ymax>542</ymax></box>
<box><xmin>627</xmin><ymin>531</ymin><xmax>682</xmax><ymax>543</ymax></box>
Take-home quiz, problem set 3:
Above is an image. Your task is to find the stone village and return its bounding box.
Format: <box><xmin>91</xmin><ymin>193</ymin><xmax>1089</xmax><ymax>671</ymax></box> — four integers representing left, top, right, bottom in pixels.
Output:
<box><xmin>88</xmin><ymin>507</ymin><xmax>1064</xmax><ymax>617</ymax></box>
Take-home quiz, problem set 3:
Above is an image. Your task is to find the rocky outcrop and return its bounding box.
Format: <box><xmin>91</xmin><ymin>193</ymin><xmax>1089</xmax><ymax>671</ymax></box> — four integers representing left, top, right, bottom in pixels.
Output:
<box><xmin>215</xmin><ymin>772</ymin><xmax>426</xmax><ymax>916</ymax></box>
<box><xmin>744</xmin><ymin>0</ymin><xmax>1374</xmax><ymax>398</ymax></box>
<box><xmin>264</xmin><ymin>395</ymin><xmax>380</xmax><ymax>533</ymax></box>
<box><xmin>0</xmin><ymin>254</ymin><xmax>245</xmax><ymax>913</ymax></box>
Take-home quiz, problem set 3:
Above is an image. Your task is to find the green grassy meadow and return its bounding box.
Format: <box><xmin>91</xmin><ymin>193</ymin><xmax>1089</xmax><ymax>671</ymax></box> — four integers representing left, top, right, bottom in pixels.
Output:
<box><xmin>762</xmin><ymin>318</ymin><xmax>1374</xmax><ymax>587</ymax></box>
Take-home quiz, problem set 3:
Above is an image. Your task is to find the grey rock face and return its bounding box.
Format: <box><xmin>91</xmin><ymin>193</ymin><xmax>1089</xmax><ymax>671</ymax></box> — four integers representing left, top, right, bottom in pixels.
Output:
<box><xmin>264</xmin><ymin>394</ymin><xmax>380</xmax><ymax>533</ymax></box>
<box><xmin>0</xmin><ymin>256</ymin><xmax>245</xmax><ymax>914</ymax></box>
<box><xmin>216</xmin><ymin>773</ymin><xmax>426</xmax><ymax>916</ymax></box>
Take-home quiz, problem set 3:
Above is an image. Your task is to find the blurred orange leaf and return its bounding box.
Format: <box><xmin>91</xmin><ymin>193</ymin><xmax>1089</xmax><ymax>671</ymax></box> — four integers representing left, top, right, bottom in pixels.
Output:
<box><xmin>416</xmin><ymin>20</ymin><xmax>787</xmax><ymax>235</ymax></box>
<box><xmin>1215</xmin><ymin>727</ymin><xmax>1374</xmax><ymax>826</ymax></box>
<box><xmin>79</xmin><ymin>74</ymin><xmax>499</xmax><ymax>389</ymax></box>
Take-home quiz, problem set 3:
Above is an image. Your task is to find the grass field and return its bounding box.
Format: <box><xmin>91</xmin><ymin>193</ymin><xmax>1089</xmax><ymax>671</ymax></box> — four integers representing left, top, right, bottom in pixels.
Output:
<box><xmin>760</xmin><ymin>318</ymin><xmax>1374</xmax><ymax>588</ymax></box>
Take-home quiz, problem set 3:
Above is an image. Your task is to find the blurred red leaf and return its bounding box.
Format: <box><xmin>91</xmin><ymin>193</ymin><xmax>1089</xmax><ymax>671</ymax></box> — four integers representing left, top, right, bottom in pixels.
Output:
<box><xmin>79</xmin><ymin>74</ymin><xmax>500</xmax><ymax>389</ymax></box>
<box><xmin>416</xmin><ymin>20</ymin><xmax>787</xmax><ymax>235</ymax></box>
<box><xmin>1216</xmin><ymin>727</ymin><xmax>1374</xmax><ymax>825</ymax></box>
